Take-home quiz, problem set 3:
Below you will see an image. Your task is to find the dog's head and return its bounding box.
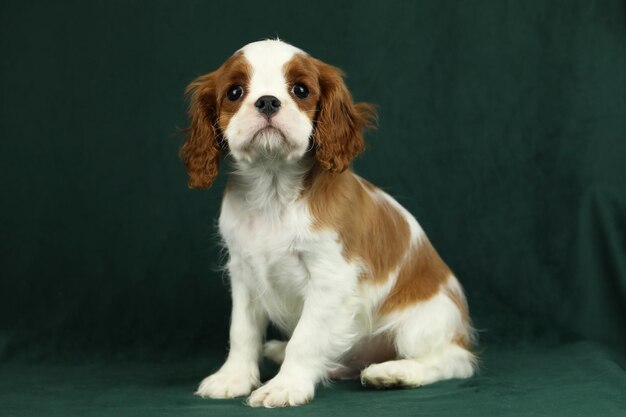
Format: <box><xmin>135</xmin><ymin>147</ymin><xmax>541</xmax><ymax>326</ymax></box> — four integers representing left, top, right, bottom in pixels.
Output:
<box><xmin>181</xmin><ymin>39</ymin><xmax>376</xmax><ymax>188</ymax></box>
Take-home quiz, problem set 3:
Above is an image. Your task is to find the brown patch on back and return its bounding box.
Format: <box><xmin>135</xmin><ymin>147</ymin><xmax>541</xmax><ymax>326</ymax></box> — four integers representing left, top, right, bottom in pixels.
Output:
<box><xmin>304</xmin><ymin>164</ymin><xmax>461</xmax><ymax>319</ymax></box>
<box><xmin>304</xmin><ymin>165</ymin><xmax>410</xmax><ymax>283</ymax></box>
<box><xmin>378</xmin><ymin>237</ymin><xmax>452</xmax><ymax>315</ymax></box>
<box><xmin>304</xmin><ymin>163</ymin><xmax>471</xmax><ymax>345</ymax></box>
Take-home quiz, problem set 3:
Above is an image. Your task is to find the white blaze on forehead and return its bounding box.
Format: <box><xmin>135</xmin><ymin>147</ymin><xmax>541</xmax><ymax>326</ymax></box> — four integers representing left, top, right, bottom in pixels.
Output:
<box><xmin>239</xmin><ymin>40</ymin><xmax>306</xmax><ymax>99</ymax></box>
<box><xmin>239</xmin><ymin>39</ymin><xmax>305</xmax><ymax>65</ymax></box>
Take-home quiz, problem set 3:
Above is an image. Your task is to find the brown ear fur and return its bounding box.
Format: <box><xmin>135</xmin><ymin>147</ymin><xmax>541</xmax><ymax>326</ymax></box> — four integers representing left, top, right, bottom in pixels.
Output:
<box><xmin>313</xmin><ymin>60</ymin><xmax>377</xmax><ymax>173</ymax></box>
<box><xmin>180</xmin><ymin>71</ymin><xmax>221</xmax><ymax>189</ymax></box>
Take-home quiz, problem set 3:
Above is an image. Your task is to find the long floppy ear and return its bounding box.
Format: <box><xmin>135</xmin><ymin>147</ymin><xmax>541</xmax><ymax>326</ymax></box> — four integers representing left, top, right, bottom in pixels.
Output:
<box><xmin>313</xmin><ymin>60</ymin><xmax>376</xmax><ymax>173</ymax></box>
<box><xmin>180</xmin><ymin>71</ymin><xmax>221</xmax><ymax>188</ymax></box>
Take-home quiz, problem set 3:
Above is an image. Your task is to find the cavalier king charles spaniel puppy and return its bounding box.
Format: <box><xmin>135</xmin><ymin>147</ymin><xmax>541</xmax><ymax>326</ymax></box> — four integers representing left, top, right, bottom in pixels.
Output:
<box><xmin>181</xmin><ymin>39</ymin><xmax>476</xmax><ymax>407</ymax></box>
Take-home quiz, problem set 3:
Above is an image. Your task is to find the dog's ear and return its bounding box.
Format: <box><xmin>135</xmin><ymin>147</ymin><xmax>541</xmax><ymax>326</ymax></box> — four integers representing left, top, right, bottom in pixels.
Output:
<box><xmin>313</xmin><ymin>60</ymin><xmax>376</xmax><ymax>173</ymax></box>
<box><xmin>180</xmin><ymin>71</ymin><xmax>221</xmax><ymax>189</ymax></box>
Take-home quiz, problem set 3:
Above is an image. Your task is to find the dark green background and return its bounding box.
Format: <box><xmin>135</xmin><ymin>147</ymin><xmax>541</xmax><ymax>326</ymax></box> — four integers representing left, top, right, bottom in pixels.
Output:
<box><xmin>1</xmin><ymin>0</ymin><xmax>625</xmax><ymax>415</ymax></box>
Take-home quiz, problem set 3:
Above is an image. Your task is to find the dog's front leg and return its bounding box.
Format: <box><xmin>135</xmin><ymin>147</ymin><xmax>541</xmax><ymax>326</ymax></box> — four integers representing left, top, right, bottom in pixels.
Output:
<box><xmin>248</xmin><ymin>250</ymin><xmax>358</xmax><ymax>407</ymax></box>
<box><xmin>196</xmin><ymin>257</ymin><xmax>267</xmax><ymax>399</ymax></box>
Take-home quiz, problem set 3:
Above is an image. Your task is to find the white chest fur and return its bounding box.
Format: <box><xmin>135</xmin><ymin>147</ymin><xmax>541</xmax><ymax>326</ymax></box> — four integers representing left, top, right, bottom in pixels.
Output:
<box><xmin>218</xmin><ymin>160</ymin><xmax>328</xmax><ymax>334</ymax></box>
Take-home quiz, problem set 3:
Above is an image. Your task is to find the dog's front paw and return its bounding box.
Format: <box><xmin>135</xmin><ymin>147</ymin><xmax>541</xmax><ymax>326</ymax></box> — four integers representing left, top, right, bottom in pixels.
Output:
<box><xmin>195</xmin><ymin>365</ymin><xmax>260</xmax><ymax>399</ymax></box>
<box><xmin>247</xmin><ymin>375</ymin><xmax>314</xmax><ymax>407</ymax></box>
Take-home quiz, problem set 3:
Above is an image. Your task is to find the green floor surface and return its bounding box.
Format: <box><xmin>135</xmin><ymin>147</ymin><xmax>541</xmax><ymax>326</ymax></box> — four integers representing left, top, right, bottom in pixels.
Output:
<box><xmin>2</xmin><ymin>342</ymin><xmax>624</xmax><ymax>417</ymax></box>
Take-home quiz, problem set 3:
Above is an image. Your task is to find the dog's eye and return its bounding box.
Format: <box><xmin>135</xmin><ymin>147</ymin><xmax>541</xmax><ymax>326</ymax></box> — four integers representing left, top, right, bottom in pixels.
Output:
<box><xmin>292</xmin><ymin>83</ymin><xmax>309</xmax><ymax>99</ymax></box>
<box><xmin>227</xmin><ymin>85</ymin><xmax>244</xmax><ymax>101</ymax></box>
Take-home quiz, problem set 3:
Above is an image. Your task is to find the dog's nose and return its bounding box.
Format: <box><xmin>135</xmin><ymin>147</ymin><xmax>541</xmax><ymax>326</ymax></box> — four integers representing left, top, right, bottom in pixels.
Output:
<box><xmin>254</xmin><ymin>95</ymin><xmax>281</xmax><ymax>117</ymax></box>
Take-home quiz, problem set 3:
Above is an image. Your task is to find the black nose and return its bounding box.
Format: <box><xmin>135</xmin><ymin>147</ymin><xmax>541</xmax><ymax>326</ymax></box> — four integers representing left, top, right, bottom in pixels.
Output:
<box><xmin>255</xmin><ymin>95</ymin><xmax>281</xmax><ymax>117</ymax></box>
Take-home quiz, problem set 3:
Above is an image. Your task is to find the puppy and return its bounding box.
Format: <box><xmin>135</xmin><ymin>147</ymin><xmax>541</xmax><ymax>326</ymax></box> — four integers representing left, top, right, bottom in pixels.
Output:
<box><xmin>182</xmin><ymin>39</ymin><xmax>476</xmax><ymax>408</ymax></box>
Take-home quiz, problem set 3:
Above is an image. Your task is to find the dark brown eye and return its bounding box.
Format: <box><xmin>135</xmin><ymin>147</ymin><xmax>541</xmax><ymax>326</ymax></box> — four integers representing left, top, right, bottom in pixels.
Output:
<box><xmin>227</xmin><ymin>85</ymin><xmax>244</xmax><ymax>101</ymax></box>
<box><xmin>292</xmin><ymin>83</ymin><xmax>309</xmax><ymax>99</ymax></box>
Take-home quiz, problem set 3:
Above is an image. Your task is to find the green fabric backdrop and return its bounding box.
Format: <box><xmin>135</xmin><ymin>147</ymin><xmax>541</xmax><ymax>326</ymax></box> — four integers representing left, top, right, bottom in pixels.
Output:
<box><xmin>1</xmin><ymin>0</ymin><xmax>624</xmax><ymax>415</ymax></box>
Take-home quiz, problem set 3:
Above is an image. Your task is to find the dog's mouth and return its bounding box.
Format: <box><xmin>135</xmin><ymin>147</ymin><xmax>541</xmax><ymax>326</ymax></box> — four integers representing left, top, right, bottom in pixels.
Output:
<box><xmin>253</xmin><ymin>125</ymin><xmax>286</xmax><ymax>141</ymax></box>
<box><xmin>242</xmin><ymin>125</ymin><xmax>291</xmax><ymax>156</ymax></box>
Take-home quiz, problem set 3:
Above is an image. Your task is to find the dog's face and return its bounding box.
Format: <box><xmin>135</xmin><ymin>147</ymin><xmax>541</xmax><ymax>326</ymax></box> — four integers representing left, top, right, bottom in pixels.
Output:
<box><xmin>181</xmin><ymin>40</ymin><xmax>376</xmax><ymax>188</ymax></box>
